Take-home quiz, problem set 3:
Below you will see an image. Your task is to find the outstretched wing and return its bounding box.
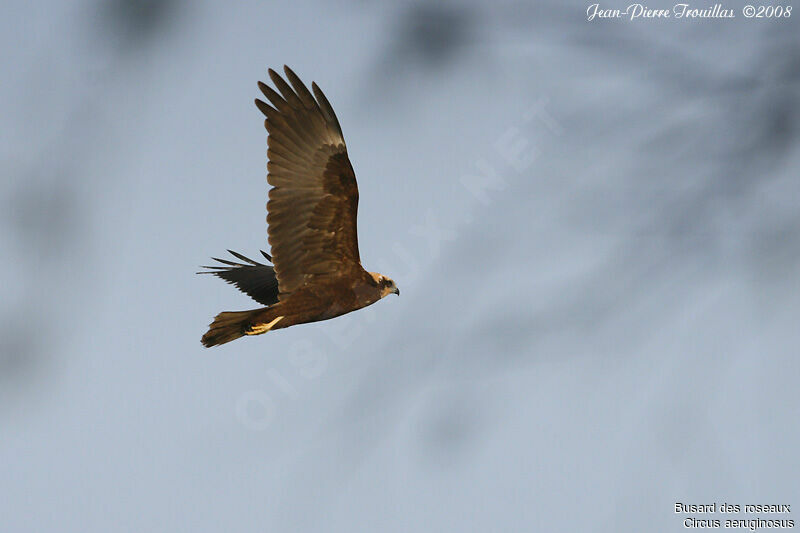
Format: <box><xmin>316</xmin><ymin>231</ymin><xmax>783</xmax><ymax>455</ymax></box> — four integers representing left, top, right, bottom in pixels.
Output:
<box><xmin>255</xmin><ymin>66</ymin><xmax>361</xmax><ymax>297</ymax></box>
<box><xmin>198</xmin><ymin>250</ymin><xmax>280</xmax><ymax>306</ymax></box>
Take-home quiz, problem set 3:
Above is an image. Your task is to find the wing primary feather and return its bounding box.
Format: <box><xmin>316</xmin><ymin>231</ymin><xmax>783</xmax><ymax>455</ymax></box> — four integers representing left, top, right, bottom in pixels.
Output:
<box><xmin>210</xmin><ymin>257</ymin><xmax>244</xmax><ymax>267</ymax></box>
<box><xmin>261</xmin><ymin>250</ymin><xmax>272</xmax><ymax>262</ymax></box>
<box><xmin>311</xmin><ymin>82</ymin><xmax>342</xmax><ymax>137</ymax></box>
<box><xmin>268</xmin><ymin>68</ymin><xmax>303</xmax><ymax>109</ymax></box>
<box><xmin>227</xmin><ymin>249</ymin><xmax>263</xmax><ymax>265</ymax></box>
<box><xmin>259</xmin><ymin>80</ymin><xmax>290</xmax><ymax>112</ymax></box>
<box><xmin>255</xmin><ymin>98</ymin><xmax>277</xmax><ymax>118</ymax></box>
<box><xmin>283</xmin><ymin>66</ymin><xmax>317</xmax><ymax>109</ymax></box>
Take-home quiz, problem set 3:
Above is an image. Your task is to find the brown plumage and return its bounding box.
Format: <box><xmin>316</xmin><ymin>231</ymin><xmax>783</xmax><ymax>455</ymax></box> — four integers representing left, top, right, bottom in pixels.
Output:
<box><xmin>200</xmin><ymin>66</ymin><xmax>398</xmax><ymax>348</ymax></box>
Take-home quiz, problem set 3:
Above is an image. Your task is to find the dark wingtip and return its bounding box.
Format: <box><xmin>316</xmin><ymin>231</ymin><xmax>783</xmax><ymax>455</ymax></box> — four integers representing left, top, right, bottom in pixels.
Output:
<box><xmin>228</xmin><ymin>249</ymin><xmax>261</xmax><ymax>265</ymax></box>
<box><xmin>210</xmin><ymin>257</ymin><xmax>239</xmax><ymax>266</ymax></box>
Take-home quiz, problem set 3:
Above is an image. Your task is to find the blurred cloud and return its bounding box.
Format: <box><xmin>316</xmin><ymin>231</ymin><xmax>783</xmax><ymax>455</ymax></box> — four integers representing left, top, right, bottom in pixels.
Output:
<box><xmin>390</xmin><ymin>3</ymin><xmax>475</xmax><ymax>67</ymax></box>
<box><xmin>94</xmin><ymin>0</ymin><xmax>182</xmax><ymax>52</ymax></box>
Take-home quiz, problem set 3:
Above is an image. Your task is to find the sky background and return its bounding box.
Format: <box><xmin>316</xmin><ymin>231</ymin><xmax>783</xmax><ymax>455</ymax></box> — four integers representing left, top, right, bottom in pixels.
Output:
<box><xmin>2</xmin><ymin>1</ymin><xmax>799</xmax><ymax>531</ymax></box>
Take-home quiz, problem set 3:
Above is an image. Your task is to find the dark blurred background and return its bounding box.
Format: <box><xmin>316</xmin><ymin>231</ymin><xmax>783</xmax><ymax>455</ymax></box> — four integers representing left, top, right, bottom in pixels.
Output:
<box><xmin>2</xmin><ymin>1</ymin><xmax>798</xmax><ymax>531</ymax></box>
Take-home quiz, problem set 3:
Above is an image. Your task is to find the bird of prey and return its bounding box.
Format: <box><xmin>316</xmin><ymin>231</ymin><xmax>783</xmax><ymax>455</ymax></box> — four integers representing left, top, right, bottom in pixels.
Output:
<box><xmin>200</xmin><ymin>66</ymin><xmax>399</xmax><ymax>347</ymax></box>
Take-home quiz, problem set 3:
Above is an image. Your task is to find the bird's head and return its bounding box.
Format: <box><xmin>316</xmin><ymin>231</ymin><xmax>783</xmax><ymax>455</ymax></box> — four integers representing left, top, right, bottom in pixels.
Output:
<box><xmin>369</xmin><ymin>272</ymin><xmax>400</xmax><ymax>298</ymax></box>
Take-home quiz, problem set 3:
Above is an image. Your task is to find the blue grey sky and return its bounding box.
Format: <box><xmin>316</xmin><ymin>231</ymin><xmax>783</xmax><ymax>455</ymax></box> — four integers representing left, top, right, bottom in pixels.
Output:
<box><xmin>2</xmin><ymin>1</ymin><xmax>798</xmax><ymax>531</ymax></box>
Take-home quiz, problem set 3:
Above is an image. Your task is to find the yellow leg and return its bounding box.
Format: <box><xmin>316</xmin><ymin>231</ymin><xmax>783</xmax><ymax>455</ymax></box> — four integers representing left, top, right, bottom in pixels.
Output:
<box><xmin>246</xmin><ymin>315</ymin><xmax>284</xmax><ymax>335</ymax></box>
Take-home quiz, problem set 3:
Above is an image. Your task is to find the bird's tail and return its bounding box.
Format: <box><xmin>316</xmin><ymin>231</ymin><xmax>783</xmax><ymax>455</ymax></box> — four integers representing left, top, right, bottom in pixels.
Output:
<box><xmin>201</xmin><ymin>309</ymin><xmax>263</xmax><ymax>348</ymax></box>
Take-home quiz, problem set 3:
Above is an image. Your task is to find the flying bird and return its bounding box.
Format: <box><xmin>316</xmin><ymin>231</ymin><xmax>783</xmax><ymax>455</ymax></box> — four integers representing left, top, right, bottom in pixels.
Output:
<box><xmin>200</xmin><ymin>66</ymin><xmax>399</xmax><ymax>347</ymax></box>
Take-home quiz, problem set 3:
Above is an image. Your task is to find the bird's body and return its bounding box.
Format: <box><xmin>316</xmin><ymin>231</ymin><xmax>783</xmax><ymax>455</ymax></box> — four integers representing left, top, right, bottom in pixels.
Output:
<box><xmin>200</xmin><ymin>66</ymin><xmax>398</xmax><ymax>347</ymax></box>
<box><xmin>202</xmin><ymin>268</ymin><xmax>393</xmax><ymax>347</ymax></box>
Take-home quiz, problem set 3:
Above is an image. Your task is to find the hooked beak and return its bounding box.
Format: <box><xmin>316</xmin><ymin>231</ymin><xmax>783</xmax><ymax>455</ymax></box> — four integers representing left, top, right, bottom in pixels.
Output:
<box><xmin>393</xmin><ymin>287</ymin><xmax>400</xmax><ymax>296</ymax></box>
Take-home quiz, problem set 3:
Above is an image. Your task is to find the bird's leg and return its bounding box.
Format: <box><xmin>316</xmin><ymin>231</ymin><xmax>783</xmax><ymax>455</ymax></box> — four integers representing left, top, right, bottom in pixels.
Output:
<box><xmin>246</xmin><ymin>315</ymin><xmax>284</xmax><ymax>335</ymax></box>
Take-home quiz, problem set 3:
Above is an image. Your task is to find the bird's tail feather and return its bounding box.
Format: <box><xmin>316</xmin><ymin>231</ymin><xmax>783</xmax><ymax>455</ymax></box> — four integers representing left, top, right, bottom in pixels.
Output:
<box><xmin>201</xmin><ymin>309</ymin><xmax>263</xmax><ymax>348</ymax></box>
